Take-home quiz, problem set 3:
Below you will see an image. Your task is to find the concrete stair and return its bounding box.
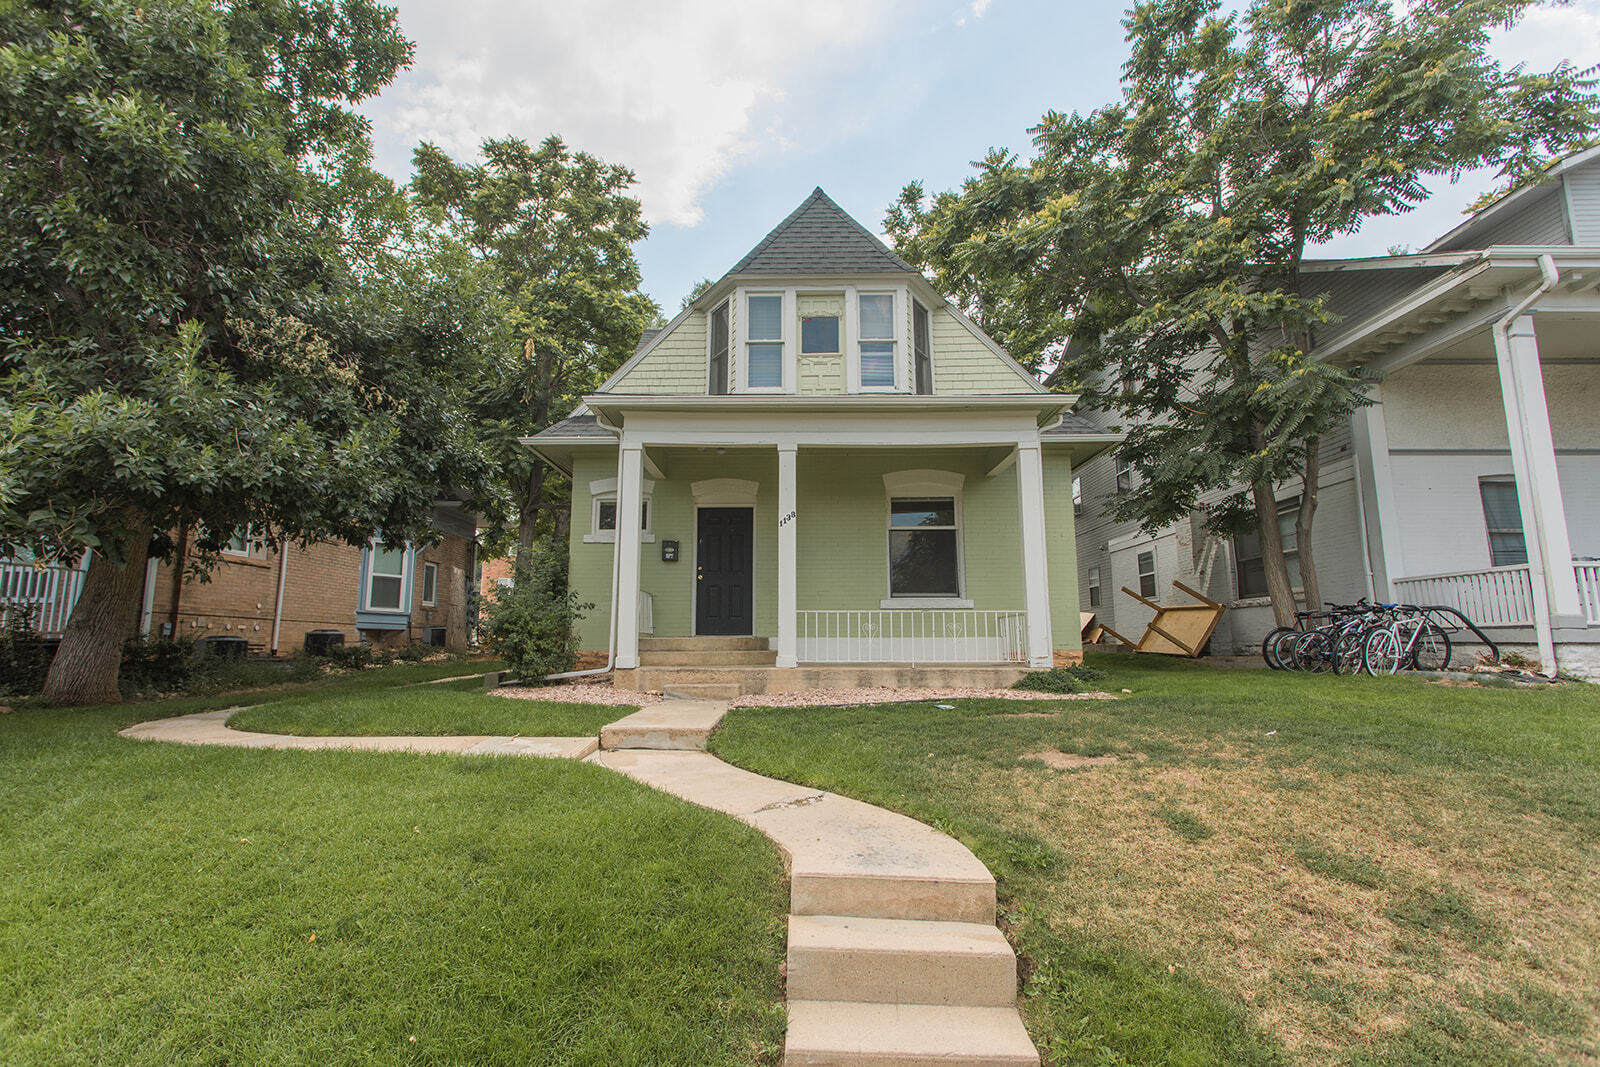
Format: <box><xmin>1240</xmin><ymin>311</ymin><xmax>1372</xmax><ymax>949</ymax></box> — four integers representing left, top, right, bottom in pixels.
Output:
<box><xmin>661</xmin><ymin>682</ymin><xmax>744</xmax><ymax>700</ymax></box>
<box><xmin>600</xmin><ymin>700</ymin><xmax>730</xmax><ymax>750</ymax></box>
<box><xmin>639</xmin><ymin>648</ymin><xmax>778</xmax><ymax>666</ymax></box>
<box><xmin>638</xmin><ymin>636</ymin><xmax>770</xmax><ymax>652</ymax></box>
<box><xmin>784</xmin><ymin>1002</ymin><xmax>1038</xmax><ymax>1067</ymax></box>
<box><xmin>786</xmin><ymin>915</ymin><xmax>1017</xmax><ymax>1007</ymax></box>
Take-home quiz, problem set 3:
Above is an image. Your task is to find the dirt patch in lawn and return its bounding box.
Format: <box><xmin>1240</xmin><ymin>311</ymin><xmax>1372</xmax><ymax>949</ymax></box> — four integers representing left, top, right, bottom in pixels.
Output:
<box><xmin>993</xmin><ymin>754</ymin><xmax>1600</xmax><ymax>1063</ymax></box>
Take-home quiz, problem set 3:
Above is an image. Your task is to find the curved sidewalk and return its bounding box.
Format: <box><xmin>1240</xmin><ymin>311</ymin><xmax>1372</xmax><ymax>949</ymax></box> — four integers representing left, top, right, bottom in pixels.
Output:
<box><xmin>118</xmin><ymin>709</ymin><xmax>597</xmax><ymax>758</ymax></box>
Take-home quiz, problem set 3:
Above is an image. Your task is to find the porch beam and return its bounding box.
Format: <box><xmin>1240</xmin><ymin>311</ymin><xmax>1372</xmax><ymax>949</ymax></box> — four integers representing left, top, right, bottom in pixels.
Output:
<box><xmin>614</xmin><ymin>442</ymin><xmax>645</xmax><ymax>670</ymax></box>
<box><xmin>1015</xmin><ymin>443</ymin><xmax>1054</xmax><ymax>668</ymax></box>
<box><xmin>986</xmin><ymin>447</ymin><xmax>1017</xmax><ymax>478</ymax></box>
<box><xmin>776</xmin><ymin>445</ymin><xmax>798</xmax><ymax>669</ymax></box>
<box><xmin>640</xmin><ymin>447</ymin><xmax>666</xmax><ymax>481</ymax></box>
<box><xmin>1496</xmin><ymin>315</ymin><xmax>1583</xmax><ymax>626</ymax></box>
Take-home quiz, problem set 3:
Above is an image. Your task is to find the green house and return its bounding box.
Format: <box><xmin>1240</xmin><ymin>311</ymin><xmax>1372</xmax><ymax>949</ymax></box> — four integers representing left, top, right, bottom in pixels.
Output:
<box><xmin>526</xmin><ymin>189</ymin><xmax>1117</xmax><ymax>693</ymax></box>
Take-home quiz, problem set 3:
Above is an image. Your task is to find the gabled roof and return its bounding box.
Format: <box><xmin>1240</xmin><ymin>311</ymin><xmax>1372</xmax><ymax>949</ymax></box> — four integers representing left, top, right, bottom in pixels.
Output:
<box><xmin>727</xmin><ymin>187</ymin><xmax>918</xmax><ymax>276</ymax></box>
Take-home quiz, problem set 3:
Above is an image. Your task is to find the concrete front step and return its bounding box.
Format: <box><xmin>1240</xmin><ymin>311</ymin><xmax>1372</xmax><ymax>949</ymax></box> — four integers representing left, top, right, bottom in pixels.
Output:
<box><xmin>662</xmin><ymin>683</ymin><xmax>744</xmax><ymax>701</ymax></box>
<box><xmin>638</xmin><ymin>649</ymin><xmax>779</xmax><ymax>667</ymax></box>
<box><xmin>600</xmin><ymin>700</ymin><xmax>728</xmax><ymax>750</ymax></box>
<box><xmin>787</xmin><ymin>915</ymin><xmax>1017</xmax><ymax>1007</ymax></box>
<box><xmin>617</xmin><ymin>664</ymin><xmax>1028</xmax><ymax>695</ymax></box>
<box><xmin>638</xmin><ymin>636</ymin><xmax>771</xmax><ymax>652</ymax></box>
<box><xmin>784</xmin><ymin>1001</ymin><xmax>1039</xmax><ymax>1066</ymax></box>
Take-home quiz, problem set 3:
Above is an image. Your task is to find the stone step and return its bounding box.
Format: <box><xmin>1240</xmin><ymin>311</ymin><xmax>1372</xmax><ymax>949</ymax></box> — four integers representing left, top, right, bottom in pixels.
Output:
<box><xmin>600</xmin><ymin>701</ymin><xmax>729</xmax><ymax>751</ymax></box>
<box><xmin>787</xmin><ymin>915</ymin><xmax>1017</xmax><ymax>1007</ymax></box>
<box><xmin>662</xmin><ymin>683</ymin><xmax>743</xmax><ymax>701</ymax></box>
<box><xmin>783</xmin><ymin>1001</ymin><xmax>1039</xmax><ymax>1066</ymax></box>
<box><xmin>638</xmin><ymin>649</ymin><xmax>778</xmax><ymax>667</ymax></box>
<box><xmin>637</xmin><ymin>636</ymin><xmax>770</xmax><ymax>652</ymax></box>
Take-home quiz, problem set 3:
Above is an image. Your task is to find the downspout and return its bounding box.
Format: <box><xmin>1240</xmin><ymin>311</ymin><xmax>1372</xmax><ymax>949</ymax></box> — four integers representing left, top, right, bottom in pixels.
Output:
<box><xmin>1490</xmin><ymin>254</ymin><xmax>1561</xmax><ymax>676</ymax></box>
<box><xmin>540</xmin><ymin>415</ymin><xmax>624</xmax><ymax>682</ymax></box>
<box><xmin>270</xmin><ymin>534</ymin><xmax>289</xmax><ymax>656</ymax></box>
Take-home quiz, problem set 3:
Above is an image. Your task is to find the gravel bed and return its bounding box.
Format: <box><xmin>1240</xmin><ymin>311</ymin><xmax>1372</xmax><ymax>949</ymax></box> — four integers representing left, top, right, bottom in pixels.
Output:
<box><xmin>729</xmin><ymin>686</ymin><xmax>1116</xmax><ymax>708</ymax></box>
<box><xmin>493</xmin><ymin>683</ymin><xmax>664</xmax><ymax>707</ymax></box>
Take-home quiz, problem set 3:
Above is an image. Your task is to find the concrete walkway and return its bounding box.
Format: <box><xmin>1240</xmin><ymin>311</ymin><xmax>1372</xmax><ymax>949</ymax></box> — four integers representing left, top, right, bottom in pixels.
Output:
<box><xmin>120</xmin><ymin>697</ymin><xmax>1039</xmax><ymax>1065</ymax></box>
<box><xmin>118</xmin><ymin>709</ymin><xmax>598</xmax><ymax>759</ymax></box>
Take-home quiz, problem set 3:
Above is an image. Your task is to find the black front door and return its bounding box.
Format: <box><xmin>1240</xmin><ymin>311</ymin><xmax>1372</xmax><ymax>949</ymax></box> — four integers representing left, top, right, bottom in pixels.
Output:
<box><xmin>696</xmin><ymin>508</ymin><xmax>754</xmax><ymax>636</ymax></box>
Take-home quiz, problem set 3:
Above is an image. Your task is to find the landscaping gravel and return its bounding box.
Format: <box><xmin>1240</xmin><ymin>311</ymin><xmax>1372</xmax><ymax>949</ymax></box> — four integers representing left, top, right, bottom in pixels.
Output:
<box><xmin>729</xmin><ymin>687</ymin><xmax>1116</xmax><ymax>708</ymax></box>
<box><xmin>495</xmin><ymin>683</ymin><xmax>665</xmax><ymax>706</ymax></box>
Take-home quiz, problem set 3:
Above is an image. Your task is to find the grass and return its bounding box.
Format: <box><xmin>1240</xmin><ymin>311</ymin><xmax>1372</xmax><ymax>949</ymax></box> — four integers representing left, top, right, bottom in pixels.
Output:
<box><xmin>709</xmin><ymin>653</ymin><xmax>1600</xmax><ymax>1066</ymax></box>
<box><xmin>230</xmin><ymin>678</ymin><xmax>627</xmax><ymax>737</ymax></box>
<box><xmin>0</xmin><ymin>663</ymin><xmax>786</xmax><ymax>1065</ymax></box>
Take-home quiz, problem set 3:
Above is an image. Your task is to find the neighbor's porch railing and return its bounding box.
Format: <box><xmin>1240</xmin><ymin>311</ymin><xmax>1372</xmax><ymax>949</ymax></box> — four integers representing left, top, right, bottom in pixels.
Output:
<box><xmin>1576</xmin><ymin>562</ymin><xmax>1600</xmax><ymax>626</ymax></box>
<box><xmin>797</xmin><ymin>609</ymin><xmax>1028</xmax><ymax>664</ymax></box>
<box><xmin>0</xmin><ymin>557</ymin><xmax>88</xmax><ymax>637</ymax></box>
<box><xmin>1392</xmin><ymin>565</ymin><xmax>1534</xmax><ymax>627</ymax></box>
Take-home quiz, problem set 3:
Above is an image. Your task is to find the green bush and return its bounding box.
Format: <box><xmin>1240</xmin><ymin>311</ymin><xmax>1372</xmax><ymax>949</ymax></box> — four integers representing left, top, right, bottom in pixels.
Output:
<box><xmin>318</xmin><ymin>642</ymin><xmax>377</xmax><ymax>670</ymax></box>
<box><xmin>118</xmin><ymin>637</ymin><xmax>198</xmax><ymax>694</ymax></box>
<box><xmin>1011</xmin><ymin>663</ymin><xmax>1107</xmax><ymax>693</ymax></box>
<box><xmin>482</xmin><ymin>546</ymin><xmax>592</xmax><ymax>682</ymax></box>
<box><xmin>0</xmin><ymin>609</ymin><xmax>54</xmax><ymax>697</ymax></box>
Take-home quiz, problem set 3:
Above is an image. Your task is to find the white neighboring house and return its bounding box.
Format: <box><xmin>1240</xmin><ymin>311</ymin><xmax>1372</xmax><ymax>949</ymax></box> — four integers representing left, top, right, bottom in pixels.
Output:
<box><xmin>1076</xmin><ymin>145</ymin><xmax>1600</xmax><ymax>678</ymax></box>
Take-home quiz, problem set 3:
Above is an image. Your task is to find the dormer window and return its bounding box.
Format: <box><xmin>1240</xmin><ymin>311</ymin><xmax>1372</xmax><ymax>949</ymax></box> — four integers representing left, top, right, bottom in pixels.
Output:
<box><xmin>858</xmin><ymin>292</ymin><xmax>897</xmax><ymax>389</ymax></box>
<box><xmin>745</xmin><ymin>293</ymin><xmax>786</xmax><ymax>389</ymax></box>
<box><xmin>709</xmin><ymin>300</ymin><xmax>730</xmax><ymax>395</ymax></box>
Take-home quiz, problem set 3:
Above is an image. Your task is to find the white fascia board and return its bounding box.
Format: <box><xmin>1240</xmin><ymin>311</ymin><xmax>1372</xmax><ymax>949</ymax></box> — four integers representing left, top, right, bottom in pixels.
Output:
<box><xmin>583</xmin><ymin>392</ymin><xmax>1074</xmax><ymax>416</ymax></box>
<box><xmin>1301</xmin><ymin>252</ymin><xmax>1479</xmax><ymax>272</ymax></box>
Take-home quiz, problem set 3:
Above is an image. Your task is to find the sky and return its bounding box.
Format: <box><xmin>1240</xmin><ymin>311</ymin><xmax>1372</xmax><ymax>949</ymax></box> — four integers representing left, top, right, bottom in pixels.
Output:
<box><xmin>359</xmin><ymin>0</ymin><xmax>1600</xmax><ymax>313</ymax></box>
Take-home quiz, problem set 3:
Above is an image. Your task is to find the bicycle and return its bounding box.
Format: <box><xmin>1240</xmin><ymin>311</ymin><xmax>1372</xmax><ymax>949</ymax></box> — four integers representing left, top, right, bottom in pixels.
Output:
<box><xmin>1362</xmin><ymin>606</ymin><xmax>1452</xmax><ymax>674</ymax></box>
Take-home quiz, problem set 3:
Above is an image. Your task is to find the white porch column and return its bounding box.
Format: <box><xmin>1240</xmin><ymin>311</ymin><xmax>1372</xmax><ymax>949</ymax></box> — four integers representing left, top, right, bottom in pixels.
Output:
<box><xmin>614</xmin><ymin>441</ymin><xmax>645</xmax><ymax>670</ymax></box>
<box><xmin>1350</xmin><ymin>391</ymin><xmax>1405</xmax><ymax>600</ymax></box>
<box><xmin>1497</xmin><ymin>315</ymin><xmax>1583</xmax><ymax>627</ymax></box>
<box><xmin>1015</xmin><ymin>443</ymin><xmax>1054</xmax><ymax>667</ymax></box>
<box><xmin>776</xmin><ymin>445</ymin><xmax>798</xmax><ymax>668</ymax></box>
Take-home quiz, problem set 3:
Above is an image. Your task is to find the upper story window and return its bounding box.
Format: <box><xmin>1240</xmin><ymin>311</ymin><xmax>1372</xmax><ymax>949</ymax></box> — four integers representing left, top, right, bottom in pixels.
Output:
<box><xmin>858</xmin><ymin>292</ymin><xmax>897</xmax><ymax>389</ymax></box>
<box><xmin>709</xmin><ymin>301</ymin><xmax>730</xmax><ymax>395</ymax></box>
<box><xmin>1137</xmin><ymin>550</ymin><xmax>1157</xmax><ymax>599</ymax></box>
<box><xmin>912</xmin><ymin>302</ymin><xmax>932</xmax><ymax>394</ymax></box>
<box><xmin>745</xmin><ymin>293</ymin><xmax>785</xmax><ymax>389</ymax></box>
<box><xmin>1072</xmin><ymin>477</ymin><xmax>1083</xmax><ymax>515</ymax></box>
<box><xmin>1115</xmin><ymin>455</ymin><xmax>1136</xmax><ymax>493</ymax></box>
<box><xmin>221</xmin><ymin>524</ymin><xmax>266</xmax><ymax>559</ymax></box>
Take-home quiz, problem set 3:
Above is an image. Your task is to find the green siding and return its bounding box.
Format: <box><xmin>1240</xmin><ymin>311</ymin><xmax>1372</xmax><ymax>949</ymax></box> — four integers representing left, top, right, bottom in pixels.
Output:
<box><xmin>611</xmin><ymin>311</ymin><xmax>709</xmax><ymax>394</ymax></box>
<box><xmin>567</xmin><ymin>446</ymin><xmax>1081</xmax><ymax>652</ymax></box>
<box><xmin>929</xmin><ymin>308</ymin><xmax>1039</xmax><ymax>395</ymax></box>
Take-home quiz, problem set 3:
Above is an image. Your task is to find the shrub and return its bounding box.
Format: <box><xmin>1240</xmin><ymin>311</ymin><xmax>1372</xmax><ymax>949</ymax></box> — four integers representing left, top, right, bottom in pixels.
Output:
<box><xmin>0</xmin><ymin>609</ymin><xmax>54</xmax><ymax>697</ymax></box>
<box><xmin>119</xmin><ymin>637</ymin><xmax>199</xmax><ymax>695</ymax></box>
<box><xmin>1011</xmin><ymin>663</ymin><xmax>1107</xmax><ymax>693</ymax></box>
<box><xmin>319</xmin><ymin>642</ymin><xmax>377</xmax><ymax>670</ymax></box>
<box><xmin>482</xmin><ymin>546</ymin><xmax>592</xmax><ymax>682</ymax></box>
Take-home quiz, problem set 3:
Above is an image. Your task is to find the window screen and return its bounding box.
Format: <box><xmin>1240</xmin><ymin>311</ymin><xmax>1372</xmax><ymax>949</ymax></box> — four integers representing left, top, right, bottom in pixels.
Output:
<box><xmin>746</xmin><ymin>294</ymin><xmax>783</xmax><ymax>388</ymax></box>
<box><xmin>913</xmin><ymin>303</ymin><xmax>932</xmax><ymax>394</ymax></box>
<box><xmin>889</xmin><ymin>497</ymin><xmax>959</xmax><ymax>597</ymax></box>
<box><xmin>860</xmin><ymin>294</ymin><xmax>896</xmax><ymax>387</ymax></box>
<box><xmin>709</xmin><ymin>302</ymin><xmax>729</xmax><ymax>394</ymax></box>
<box><xmin>1479</xmin><ymin>478</ymin><xmax>1527</xmax><ymax>567</ymax></box>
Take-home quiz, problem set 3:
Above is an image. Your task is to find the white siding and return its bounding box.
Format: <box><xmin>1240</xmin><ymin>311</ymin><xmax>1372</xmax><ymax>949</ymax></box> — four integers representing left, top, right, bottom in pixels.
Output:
<box><xmin>1564</xmin><ymin>167</ymin><xmax>1600</xmax><ymax>245</ymax></box>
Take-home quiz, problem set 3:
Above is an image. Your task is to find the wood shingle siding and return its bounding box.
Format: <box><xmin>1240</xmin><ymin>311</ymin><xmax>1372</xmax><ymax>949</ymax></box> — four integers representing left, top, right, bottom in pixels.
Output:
<box><xmin>612</xmin><ymin>311</ymin><xmax>709</xmax><ymax>394</ymax></box>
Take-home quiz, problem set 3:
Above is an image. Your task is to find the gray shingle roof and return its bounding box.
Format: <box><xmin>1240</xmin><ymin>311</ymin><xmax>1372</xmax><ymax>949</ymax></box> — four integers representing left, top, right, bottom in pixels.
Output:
<box><xmin>634</xmin><ymin>328</ymin><xmax>662</xmax><ymax>356</ymax></box>
<box><xmin>528</xmin><ymin>414</ymin><xmax>612</xmax><ymax>441</ymax></box>
<box><xmin>727</xmin><ymin>188</ymin><xmax>918</xmax><ymax>276</ymax></box>
<box><xmin>1041</xmin><ymin>412</ymin><xmax>1115</xmax><ymax>437</ymax></box>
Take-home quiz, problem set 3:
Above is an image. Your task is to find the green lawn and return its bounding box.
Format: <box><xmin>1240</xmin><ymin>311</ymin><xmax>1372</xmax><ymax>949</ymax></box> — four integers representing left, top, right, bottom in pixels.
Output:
<box><xmin>0</xmin><ymin>666</ymin><xmax>786</xmax><ymax>1065</ymax></box>
<box><xmin>710</xmin><ymin>655</ymin><xmax>1600</xmax><ymax>1066</ymax></box>
<box><xmin>230</xmin><ymin>678</ymin><xmax>627</xmax><ymax>737</ymax></box>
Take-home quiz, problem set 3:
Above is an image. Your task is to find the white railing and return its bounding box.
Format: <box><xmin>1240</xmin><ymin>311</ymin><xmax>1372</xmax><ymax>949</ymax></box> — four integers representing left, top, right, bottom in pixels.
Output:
<box><xmin>1392</xmin><ymin>565</ymin><xmax>1534</xmax><ymax>627</ymax></box>
<box><xmin>798</xmin><ymin>609</ymin><xmax>1028</xmax><ymax>664</ymax></box>
<box><xmin>1576</xmin><ymin>563</ymin><xmax>1600</xmax><ymax>626</ymax></box>
<box><xmin>1</xmin><ymin>557</ymin><xmax>88</xmax><ymax>637</ymax></box>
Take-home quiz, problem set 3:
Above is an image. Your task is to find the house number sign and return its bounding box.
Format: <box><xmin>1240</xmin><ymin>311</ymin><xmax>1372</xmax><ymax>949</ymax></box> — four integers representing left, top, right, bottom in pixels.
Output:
<box><xmin>778</xmin><ymin>510</ymin><xmax>797</xmax><ymax>527</ymax></box>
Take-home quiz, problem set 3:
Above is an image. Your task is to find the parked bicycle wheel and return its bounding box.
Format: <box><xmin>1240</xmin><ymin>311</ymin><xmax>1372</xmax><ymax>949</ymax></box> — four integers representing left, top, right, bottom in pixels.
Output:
<box><xmin>1273</xmin><ymin>628</ymin><xmax>1307</xmax><ymax>671</ymax></box>
<box><xmin>1333</xmin><ymin>627</ymin><xmax>1368</xmax><ymax>675</ymax></box>
<box><xmin>1413</xmin><ymin>622</ymin><xmax>1452</xmax><ymax>671</ymax></box>
<box><xmin>1293</xmin><ymin>629</ymin><xmax>1334</xmax><ymax>673</ymax></box>
<box><xmin>1262</xmin><ymin>627</ymin><xmax>1297</xmax><ymax>670</ymax></box>
<box><xmin>1362</xmin><ymin>627</ymin><xmax>1402</xmax><ymax>675</ymax></box>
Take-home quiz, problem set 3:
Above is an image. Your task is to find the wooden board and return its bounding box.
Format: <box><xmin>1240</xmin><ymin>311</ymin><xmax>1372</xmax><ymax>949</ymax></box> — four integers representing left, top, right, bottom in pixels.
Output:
<box><xmin>1115</xmin><ymin>583</ymin><xmax>1227</xmax><ymax>657</ymax></box>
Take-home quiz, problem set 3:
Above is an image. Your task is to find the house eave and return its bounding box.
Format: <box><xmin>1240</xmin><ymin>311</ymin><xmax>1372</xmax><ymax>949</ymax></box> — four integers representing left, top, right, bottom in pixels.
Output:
<box><xmin>583</xmin><ymin>392</ymin><xmax>1076</xmax><ymax>427</ymax></box>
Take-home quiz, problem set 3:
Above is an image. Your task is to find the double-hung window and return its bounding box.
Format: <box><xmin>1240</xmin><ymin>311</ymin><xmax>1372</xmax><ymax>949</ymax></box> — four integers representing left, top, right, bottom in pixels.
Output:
<box><xmin>1087</xmin><ymin>566</ymin><xmax>1101</xmax><ymax>607</ymax></box>
<box><xmin>1072</xmin><ymin>477</ymin><xmax>1083</xmax><ymax>515</ymax></box>
<box><xmin>1137</xmin><ymin>551</ymin><xmax>1157</xmax><ymax>599</ymax></box>
<box><xmin>745</xmin><ymin>293</ymin><xmax>784</xmax><ymax>389</ymax></box>
<box><xmin>1115</xmin><ymin>456</ymin><xmax>1135</xmax><ymax>493</ymax></box>
<box><xmin>420</xmin><ymin>561</ymin><xmax>438</xmax><ymax>607</ymax></box>
<box><xmin>1234</xmin><ymin>497</ymin><xmax>1301</xmax><ymax>599</ymax></box>
<box><xmin>912</xmin><ymin>302</ymin><xmax>932</xmax><ymax>394</ymax></box>
<box><xmin>1479</xmin><ymin>477</ymin><xmax>1527</xmax><ymax>567</ymax></box>
<box><xmin>888</xmin><ymin>497</ymin><xmax>960</xmax><ymax>598</ymax></box>
<box><xmin>859</xmin><ymin>293</ymin><xmax>897</xmax><ymax>389</ymax></box>
<box><xmin>366</xmin><ymin>542</ymin><xmax>407</xmax><ymax>612</ymax></box>
<box><xmin>709</xmin><ymin>301</ymin><xmax>730</xmax><ymax>394</ymax></box>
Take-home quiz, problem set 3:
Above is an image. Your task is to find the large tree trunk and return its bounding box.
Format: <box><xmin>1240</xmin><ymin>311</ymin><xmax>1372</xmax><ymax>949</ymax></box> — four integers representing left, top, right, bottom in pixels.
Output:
<box><xmin>42</xmin><ymin>524</ymin><xmax>151</xmax><ymax>706</ymax></box>
<box><xmin>1295</xmin><ymin>440</ymin><xmax>1322</xmax><ymax>614</ymax></box>
<box><xmin>1251</xmin><ymin>480</ymin><xmax>1298</xmax><ymax>628</ymax></box>
<box><xmin>516</xmin><ymin>465</ymin><xmax>547</xmax><ymax>564</ymax></box>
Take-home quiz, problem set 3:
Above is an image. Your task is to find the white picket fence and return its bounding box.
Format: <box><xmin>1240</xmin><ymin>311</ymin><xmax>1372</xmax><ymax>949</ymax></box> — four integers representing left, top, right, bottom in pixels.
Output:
<box><xmin>0</xmin><ymin>557</ymin><xmax>88</xmax><ymax>637</ymax></box>
<box><xmin>797</xmin><ymin>609</ymin><xmax>1028</xmax><ymax>664</ymax></box>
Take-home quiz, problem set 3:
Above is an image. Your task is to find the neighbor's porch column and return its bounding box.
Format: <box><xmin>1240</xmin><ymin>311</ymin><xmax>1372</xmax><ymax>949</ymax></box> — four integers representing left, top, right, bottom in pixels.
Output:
<box><xmin>1497</xmin><ymin>315</ymin><xmax>1583</xmax><ymax>627</ymax></box>
<box><xmin>614</xmin><ymin>440</ymin><xmax>646</xmax><ymax>670</ymax></box>
<box><xmin>776</xmin><ymin>444</ymin><xmax>798</xmax><ymax>668</ymax></box>
<box><xmin>1015</xmin><ymin>442</ymin><xmax>1054</xmax><ymax>667</ymax></box>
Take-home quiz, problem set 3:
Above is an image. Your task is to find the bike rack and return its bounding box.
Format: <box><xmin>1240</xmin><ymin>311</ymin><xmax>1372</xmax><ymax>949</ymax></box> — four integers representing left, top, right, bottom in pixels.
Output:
<box><xmin>1416</xmin><ymin>605</ymin><xmax>1499</xmax><ymax>661</ymax></box>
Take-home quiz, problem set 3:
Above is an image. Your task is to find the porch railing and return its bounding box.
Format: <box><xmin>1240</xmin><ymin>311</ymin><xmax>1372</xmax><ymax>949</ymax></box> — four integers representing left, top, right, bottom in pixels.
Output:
<box><xmin>1577</xmin><ymin>563</ymin><xmax>1600</xmax><ymax>626</ymax></box>
<box><xmin>797</xmin><ymin>609</ymin><xmax>1028</xmax><ymax>664</ymax></box>
<box><xmin>1</xmin><ymin>557</ymin><xmax>88</xmax><ymax>638</ymax></box>
<box><xmin>1392</xmin><ymin>565</ymin><xmax>1534</xmax><ymax>627</ymax></box>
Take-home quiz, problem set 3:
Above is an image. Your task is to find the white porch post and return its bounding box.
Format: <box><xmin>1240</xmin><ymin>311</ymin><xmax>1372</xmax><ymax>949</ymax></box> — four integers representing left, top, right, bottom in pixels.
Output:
<box><xmin>1015</xmin><ymin>443</ymin><xmax>1054</xmax><ymax>667</ymax></box>
<box><xmin>1350</xmin><ymin>390</ymin><xmax>1405</xmax><ymax>600</ymax></box>
<box><xmin>776</xmin><ymin>445</ymin><xmax>798</xmax><ymax>668</ymax></box>
<box><xmin>1495</xmin><ymin>313</ymin><xmax>1582</xmax><ymax>674</ymax></box>
<box><xmin>614</xmin><ymin>441</ymin><xmax>645</xmax><ymax>670</ymax></box>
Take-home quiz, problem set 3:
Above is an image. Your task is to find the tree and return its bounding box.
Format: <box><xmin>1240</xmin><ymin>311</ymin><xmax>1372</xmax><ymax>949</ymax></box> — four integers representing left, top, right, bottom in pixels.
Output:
<box><xmin>888</xmin><ymin>0</ymin><xmax>1598</xmax><ymax>625</ymax></box>
<box><xmin>411</xmin><ymin>137</ymin><xmax>660</xmax><ymax>560</ymax></box>
<box><xmin>0</xmin><ymin>0</ymin><xmax>501</xmax><ymax>704</ymax></box>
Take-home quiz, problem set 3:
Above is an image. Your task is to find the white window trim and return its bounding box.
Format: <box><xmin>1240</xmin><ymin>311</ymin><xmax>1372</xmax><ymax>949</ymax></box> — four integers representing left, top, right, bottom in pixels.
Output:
<box><xmin>735</xmin><ymin>288</ymin><xmax>794</xmax><ymax>394</ymax></box>
<box><xmin>221</xmin><ymin>524</ymin><xmax>266</xmax><ymax>559</ymax></box>
<box><xmin>881</xmin><ymin>469</ymin><xmax>968</xmax><ymax>608</ymax></box>
<box><xmin>363</xmin><ymin>539</ymin><xmax>411</xmax><ymax>614</ymax></box>
<box><xmin>585</xmin><ymin>476</ymin><xmax>656</xmax><ymax>543</ymax></box>
<box><xmin>420</xmin><ymin>560</ymin><xmax>438</xmax><ymax>607</ymax></box>
<box><xmin>707</xmin><ymin>299</ymin><xmax>731</xmax><ymax>395</ymax></box>
<box><xmin>856</xmin><ymin>287</ymin><xmax>908</xmax><ymax>393</ymax></box>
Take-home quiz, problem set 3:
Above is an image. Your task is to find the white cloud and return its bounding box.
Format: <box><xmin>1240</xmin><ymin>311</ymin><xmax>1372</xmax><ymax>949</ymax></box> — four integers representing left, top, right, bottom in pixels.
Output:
<box><xmin>364</xmin><ymin>0</ymin><xmax>909</xmax><ymax>227</ymax></box>
<box><xmin>970</xmin><ymin>0</ymin><xmax>993</xmax><ymax>17</ymax></box>
<box><xmin>1491</xmin><ymin>0</ymin><xmax>1600</xmax><ymax>71</ymax></box>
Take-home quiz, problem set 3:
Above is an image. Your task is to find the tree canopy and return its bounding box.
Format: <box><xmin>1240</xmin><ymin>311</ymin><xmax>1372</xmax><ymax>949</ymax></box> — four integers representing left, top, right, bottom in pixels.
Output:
<box><xmin>887</xmin><ymin>0</ymin><xmax>1598</xmax><ymax>624</ymax></box>
<box><xmin>0</xmin><ymin>0</ymin><xmax>503</xmax><ymax>703</ymax></box>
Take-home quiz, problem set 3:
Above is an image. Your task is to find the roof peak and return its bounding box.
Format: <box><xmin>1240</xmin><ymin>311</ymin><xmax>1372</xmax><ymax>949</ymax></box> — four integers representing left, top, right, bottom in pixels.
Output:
<box><xmin>723</xmin><ymin>187</ymin><xmax>918</xmax><ymax>278</ymax></box>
